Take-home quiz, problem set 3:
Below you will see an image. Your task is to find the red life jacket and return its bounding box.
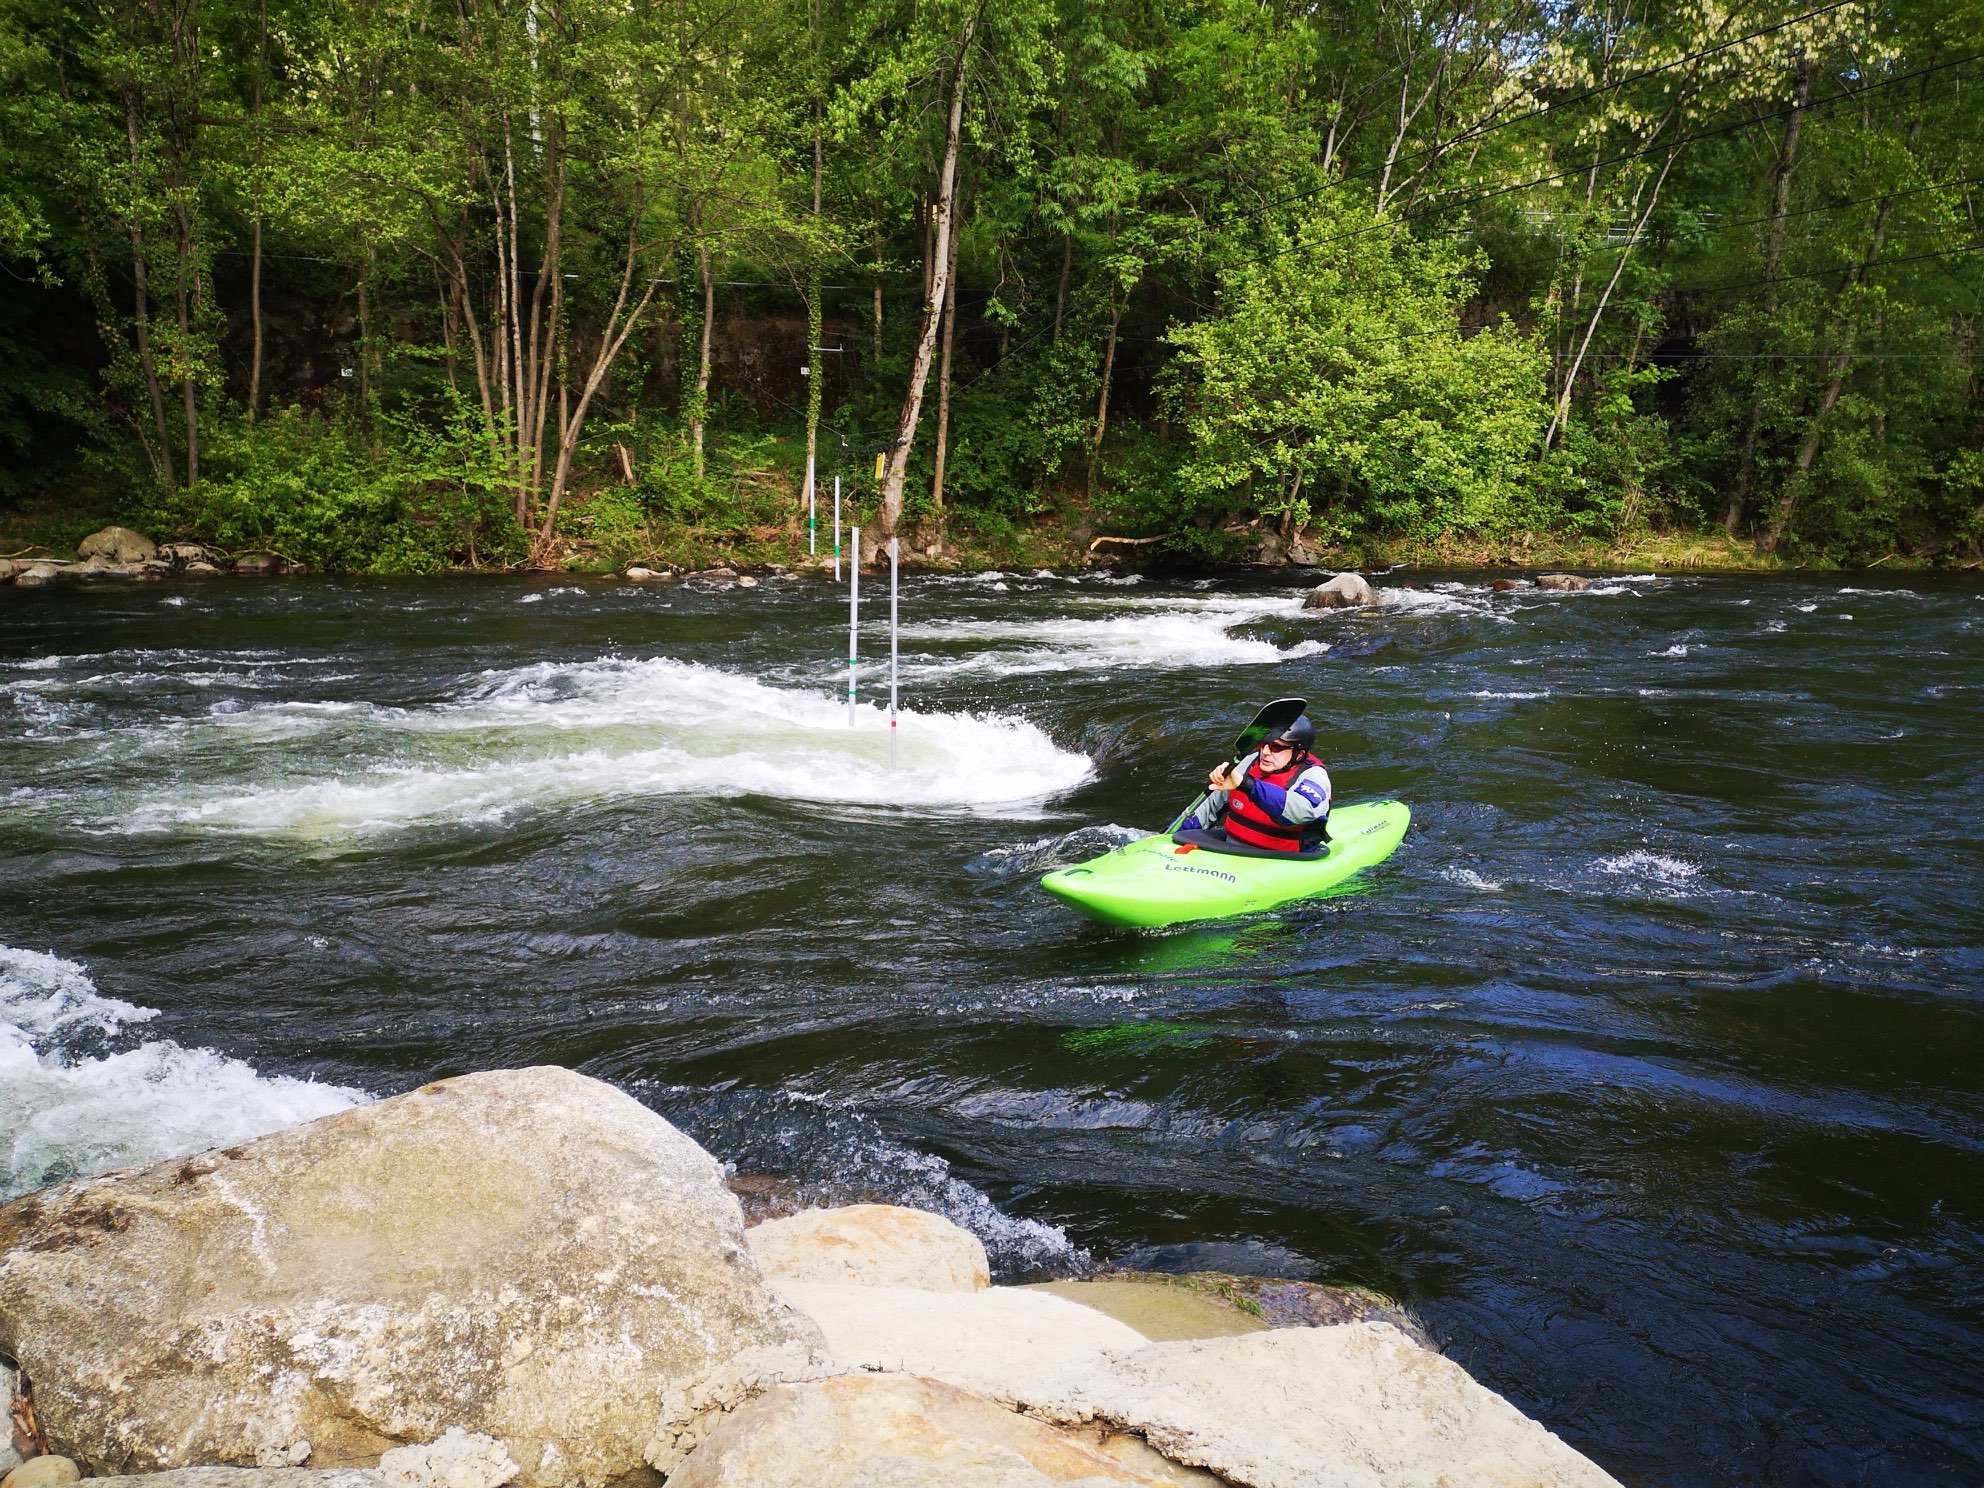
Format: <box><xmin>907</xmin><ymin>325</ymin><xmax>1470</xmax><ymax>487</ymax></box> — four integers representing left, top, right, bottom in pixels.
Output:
<box><xmin>1223</xmin><ymin>751</ymin><xmax>1327</xmax><ymax>853</ymax></box>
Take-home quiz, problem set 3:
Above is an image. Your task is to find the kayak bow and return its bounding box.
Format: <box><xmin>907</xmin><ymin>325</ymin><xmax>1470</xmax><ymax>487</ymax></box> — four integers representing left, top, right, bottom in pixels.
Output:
<box><xmin>1040</xmin><ymin>799</ymin><xmax>1410</xmax><ymax>929</ymax></box>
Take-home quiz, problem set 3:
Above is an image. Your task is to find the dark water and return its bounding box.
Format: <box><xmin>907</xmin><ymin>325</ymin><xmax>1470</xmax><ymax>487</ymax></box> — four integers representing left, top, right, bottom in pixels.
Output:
<box><xmin>2</xmin><ymin>570</ymin><xmax>1980</xmax><ymax>1486</ymax></box>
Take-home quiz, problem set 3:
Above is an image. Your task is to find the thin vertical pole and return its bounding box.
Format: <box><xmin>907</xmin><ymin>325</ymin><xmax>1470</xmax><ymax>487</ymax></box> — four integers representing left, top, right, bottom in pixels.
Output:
<box><xmin>807</xmin><ymin>448</ymin><xmax>816</xmax><ymax>555</ymax></box>
<box><xmin>888</xmin><ymin>537</ymin><xmax>899</xmax><ymax>768</ymax></box>
<box><xmin>833</xmin><ymin>475</ymin><xmax>842</xmax><ymax>581</ymax></box>
<box><xmin>847</xmin><ymin>525</ymin><xmax>859</xmax><ymax>725</ymax></box>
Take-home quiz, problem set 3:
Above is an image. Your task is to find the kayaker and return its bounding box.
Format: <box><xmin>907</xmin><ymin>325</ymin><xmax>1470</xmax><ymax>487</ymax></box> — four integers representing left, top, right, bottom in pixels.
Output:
<box><xmin>1184</xmin><ymin>716</ymin><xmax>1331</xmax><ymax>853</ymax></box>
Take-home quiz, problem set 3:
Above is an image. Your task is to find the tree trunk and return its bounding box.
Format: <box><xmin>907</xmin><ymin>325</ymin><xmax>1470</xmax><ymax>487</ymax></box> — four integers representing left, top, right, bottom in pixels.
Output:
<box><xmin>247</xmin><ymin>0</ymin><xmax>268</xmax><ymax>423</ymax></box>
<box><xmin>536</xmin><ymin>232</ymin><xmax>658</xmax><ymax>560</ymax></box>
<box><xmin>1727</xmin><ymin>57</ymin><xmax>1813</xmax><ymax>532</ymax></box>
<box><xmin>931</xmin><ymin>213</ymin><xmax>962</xmax><ymax>520</ymax></box>
<box><xmin>1087</xmin><ymin>299</ymin><xmax>1120</xmax><ymax>498</ymax></box>
<box><xmin>879</xmin><ymin>17</ymin><xmax>975</xmax><ymax>538</ymax></box>
<box><xmin>249</xmin><ymin>216</ymin><xmax>264</xmax><ymax>423</ymax></box>
<box><xmin>871</xmin><ymin>212</ymin><xmax>884</xmax><ymax>370</ymax></box>
<box><xmin>693</xmin><ymin>241</ymin><xmax>714</xmax><ymax>480</ymax></box>
<box><xmin>1761</xmin><ymin>159</ymin><xmax>1912</xmax><ymax>552</ymax></box>
<box><xmin>172</xmin><ymin>197</ymin><xmax>199</xmax><ymax>485</ymax></box>
<box><xmin>125</xmin><ymin>100</ymin><xmax>175</xmax><ymax>485</ymax></box>
<box><xmin>1542</xmin><ymin>148</ymin><xmax>1678</xmax><ymax>453</ymax></box>
<box><xmin>1052</xmin><ymin>230</ymin><xmax>1071</xmax><ymax>343</ymax></box>
<box><xmin>804</xmin><ymin>51</ymin><xmax>824</xmax><ymax>531</ymax></box>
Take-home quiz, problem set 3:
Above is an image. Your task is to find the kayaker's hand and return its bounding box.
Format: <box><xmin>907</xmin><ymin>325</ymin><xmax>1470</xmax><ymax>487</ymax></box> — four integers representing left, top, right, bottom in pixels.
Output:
<box><xmin>1208</xmin><ymin>761</ymin><xmax>1243</xmax><ymax>792</ymax></box>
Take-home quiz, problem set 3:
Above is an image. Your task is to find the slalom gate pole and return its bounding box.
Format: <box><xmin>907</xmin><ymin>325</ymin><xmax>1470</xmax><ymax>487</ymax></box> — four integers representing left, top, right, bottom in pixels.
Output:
<box><xmin>847</xmin><ymin>526</ymin><xmax>859</xmax><ymax>726</ymax></box>
<box><xmin>832</xmin><ymin>476</ymin><xmax>842</xmax><ymax>582</ymax></box>
<box><xmin>888</xmin><ymin>537</ymin><xmax>899</xmax><ymax>769</ymax></box>
<box><xmin>806</xmin><ymin>450</ymin><xmax>816</xmax><ymax>555</ymax></box>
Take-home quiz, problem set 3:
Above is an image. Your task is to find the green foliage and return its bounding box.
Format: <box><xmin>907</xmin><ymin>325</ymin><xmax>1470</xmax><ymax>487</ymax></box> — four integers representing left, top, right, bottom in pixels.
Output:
<box><xmin>0</xmin><ymin>0</ymin><xmax>1977</xmax><ymax>566</ymax></box>
<box><xmin>1166</xmin><ymin>210</ymin><xmax>1551</xmax><ymax>543</ymax></box>
<box><xmin>142</xmin><ymin>400</ymin><xmax>516</xmax><ymax>573</ymax></box>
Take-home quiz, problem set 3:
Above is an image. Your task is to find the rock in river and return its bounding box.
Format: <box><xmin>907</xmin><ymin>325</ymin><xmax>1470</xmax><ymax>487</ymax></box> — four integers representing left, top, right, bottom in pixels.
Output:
<box><xmin>747</xmin><ymin>1204</ymin><xmax>990</xmax><ymax>1292</ymax></box>
<box><xmin>76</xmin><ymin>527</ymin><xmax>157</xmax><ymax>564</ymax></box>
<box><xmin>0</xmin><ymin>1066</ymin><xmax>822</xmax><ymax>1487</ymax></box>
<box><xmin>1536</xmin><ymin>572</ymin><xmax>1592</xmax><ymax>591</ymax></box>
<box><xmin>1300</xmin><ymin>572</ymin><xmax>1376</xmax><ymax>609</ymax></box>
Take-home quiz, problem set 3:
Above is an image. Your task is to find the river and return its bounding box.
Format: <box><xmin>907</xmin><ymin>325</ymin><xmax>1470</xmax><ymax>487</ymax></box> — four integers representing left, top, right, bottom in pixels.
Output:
<box><xmin>1</xmin><ymin>569</ymin><xmax>1979</xmax><ymax>1485</ymax></box>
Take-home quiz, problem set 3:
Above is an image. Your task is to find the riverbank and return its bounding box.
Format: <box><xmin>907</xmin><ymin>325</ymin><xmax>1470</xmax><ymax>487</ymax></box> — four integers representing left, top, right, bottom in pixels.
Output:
<box><xmin>4</xmin><ymin>491</ymin><xmax>1971</xmax><ymax>579</ymax></box>
<box><xmin>0</xmin><ymin>1067</ymin><xmax>1621</xmax><ymax>1488</ymax></box>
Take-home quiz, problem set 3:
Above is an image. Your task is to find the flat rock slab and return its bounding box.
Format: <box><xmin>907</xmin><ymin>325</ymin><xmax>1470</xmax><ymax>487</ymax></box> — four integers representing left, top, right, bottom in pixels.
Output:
<box><xmin>667</xmin><ymin>1372</ymin><xmax>1202</xmax><ymax>1488</ymax></box>
<box><xmin>75</xmin><ymin>1474</ymin><xmax>385</xmax><ymax>1488</ymax></box>
<box><xmin>748</xmin><ymin>1204</ymin><xmax>990</xmax><ymax>1291</ymax></box>
<box><xmin>0</xmin><ymin>1066</ymin><xmax>821</xmax><ymax>1487</ymax></box>
<box><xmin>772</xmin><ymin>1280</ymin><xmax>1148</xmax><ymax>1402</ymax></box>
<box><xmin>1023</xmin><ymin>1281</ymin><xmax>1265</xmax><ymax>1342</ymax></box>
<box><xmin>775</xmin><ymin>1280</ymin><xmax>1620</xmax><ymax>1488</ymax></box>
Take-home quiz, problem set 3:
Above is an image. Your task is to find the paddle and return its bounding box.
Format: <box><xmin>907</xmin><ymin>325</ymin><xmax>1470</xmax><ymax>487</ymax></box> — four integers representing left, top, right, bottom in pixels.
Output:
<box><xmin>1166</xmin><ymin>697</ymin><xmax>1307</xmax><ymax>834</ymax></box>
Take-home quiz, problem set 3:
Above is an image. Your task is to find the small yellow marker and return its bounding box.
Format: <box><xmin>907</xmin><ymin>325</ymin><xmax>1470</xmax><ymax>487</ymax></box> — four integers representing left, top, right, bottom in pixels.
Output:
<box><xmin>874</xmin><ymin>451</ymin><xmax>886</xmax><ymax>480</ymax></box>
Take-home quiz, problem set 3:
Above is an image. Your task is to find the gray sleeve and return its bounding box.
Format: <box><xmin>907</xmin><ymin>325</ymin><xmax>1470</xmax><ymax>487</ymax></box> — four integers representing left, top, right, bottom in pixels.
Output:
<box><xmin>1276</xmin><ymin>764</ymin><xmax>1332</xmax><ymax>823</ymax></box>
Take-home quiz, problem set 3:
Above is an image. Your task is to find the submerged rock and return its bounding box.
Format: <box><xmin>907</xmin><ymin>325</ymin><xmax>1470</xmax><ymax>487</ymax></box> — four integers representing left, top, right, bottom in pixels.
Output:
<box><xmin>0</xmin><ymin>1066</ymin><xmax>822</xmax><ymax>1487</ymax></box>
<box><xmin>667</xmin><ymin>1373</ymin><xmax>1200</xmax><ymax>1488</ymax></box>
<box><xmin>748</xmin><ymin>1205</ymin><xmax>990</xmax><ymax>1292</ymax></box>
<box><xmin>1301</xmin><ymin>572</ymin><xmax>1376</xmax><ymax>609</ymax></box>
<box><xmin>1492</xmin><ymin>578</ymin><xmax>1534</xmax><ymax>592</ymax></box>
<box><xmin>12</xmin><ymin>563</ymin><xmax>60</xmax><ymax>588</ymax></box>
<box><xmin>1536</xmin><ymin>572</ymin><xmax>1591</xmax><ymax>591</ymax></box>
<box><xmin>77</xmin><ymin>527</ymin><xmax>157</xmax><ymax>565</ymax></box>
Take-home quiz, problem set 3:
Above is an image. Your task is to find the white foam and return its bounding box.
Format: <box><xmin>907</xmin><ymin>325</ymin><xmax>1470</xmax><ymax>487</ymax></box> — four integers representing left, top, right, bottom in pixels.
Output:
<box><xmin>1466</xmin><ymin>689</ymin><xmax>1549</xmax><ymax>700</ymax></box>
<box><xmin>897</xmin><ymin>593</ymin><xmax>1329</xmax><ymax>675</ymax></box>
<box><xmin>108</xmin><ymin>657</ymin><xmax>1094</xmax><ymax>836</ymax></box>
<box><xmin>1655</xmin><ymin>644</ymin><xmax>1690</xmax><ymax>658</ymax></box>
<box><xmin>0</xmin><ymin>946</ymin><xmax>366</xmax><ymax>1199</ymax></box>
<box><xmin>1598</xmin><ymin>851</ymin><xmax>1700</xmax><ymax>886</ymax></box>
<box><xmin>1443</xmin><ymin>866</ymin><xmax>1504</xmax><ymax>892</ymax></box>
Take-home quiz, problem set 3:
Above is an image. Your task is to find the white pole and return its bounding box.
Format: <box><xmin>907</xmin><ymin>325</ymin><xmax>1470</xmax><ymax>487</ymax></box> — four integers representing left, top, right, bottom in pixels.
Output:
<box><xmin>832</xmin><ymin>476</ymin><xmax>842</xmax><ymax>582</ymax></box>
<box><xmin>888</xmin><ymin>537</ymin><xmax>899</xmax><ymax>768</ymax></box>
<box><xmin>847</xmin><ymin>526</ymin><xmax>859</xmax><ymax>725</ymax></box>
<box><xmin>806</xmin><ymin>449</ymin><xmax>816</xmax><ymax>555</ymax></box>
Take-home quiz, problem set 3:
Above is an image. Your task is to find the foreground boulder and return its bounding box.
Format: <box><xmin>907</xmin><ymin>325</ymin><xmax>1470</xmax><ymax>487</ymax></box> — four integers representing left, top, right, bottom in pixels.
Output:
<box><xmin>76</xmin><ymin>527</ymin><xmax>157</xmax><ymax>564</ymax></box>
<box><xmin>1300</xmin><ymin>573</ymin><xmax>1375</xmax><ymax>610</ymax></box>
<box><xmin>774</xmin><ymin>1281</ymin><xmax>1620</xmax><ymax>1488</ymax></box>
<box><xmin>668</xmin><ymin>1373</ymin><xmax>1205</xmax><ymax>1488</ymax></box>
<box><xmin>747</xmin><ymin>1205</ymin><xmax>989</xmax><ymax>1292</ymax></box>
<box><xmin>0</xmin><ymin>1067</ymin><xmax>821</xmax><ymax>1487</ymax></box>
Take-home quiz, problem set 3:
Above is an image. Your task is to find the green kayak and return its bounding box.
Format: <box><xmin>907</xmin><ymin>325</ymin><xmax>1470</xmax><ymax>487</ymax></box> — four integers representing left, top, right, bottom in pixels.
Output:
<box><xmin>1040</xmin><ymin>799</ymin><xmax>1411</xmax><ymax>929</ymax></box>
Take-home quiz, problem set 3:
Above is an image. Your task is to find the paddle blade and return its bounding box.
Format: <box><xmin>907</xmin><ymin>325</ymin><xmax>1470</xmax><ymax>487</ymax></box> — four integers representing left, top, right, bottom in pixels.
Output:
<box><xmin>1233</xmin><ymin>697</ymin><xmax>1307</xmax><ymax>757</ymax></box>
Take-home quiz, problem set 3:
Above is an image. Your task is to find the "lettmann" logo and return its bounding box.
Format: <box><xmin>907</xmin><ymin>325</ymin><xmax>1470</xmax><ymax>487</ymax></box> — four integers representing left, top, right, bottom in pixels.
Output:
<box><xmin>1163</xmin><ymin>861</ymin><xmax>1239</xmax><ymax>884</ymax></box>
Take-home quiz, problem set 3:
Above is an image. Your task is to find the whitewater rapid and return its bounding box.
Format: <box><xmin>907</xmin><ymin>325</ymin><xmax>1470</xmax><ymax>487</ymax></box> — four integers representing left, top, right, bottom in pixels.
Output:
<box><xmin>0</xmin><ymin>945</ymin><xmax>365</xmax><ymax>1199</ymax></box>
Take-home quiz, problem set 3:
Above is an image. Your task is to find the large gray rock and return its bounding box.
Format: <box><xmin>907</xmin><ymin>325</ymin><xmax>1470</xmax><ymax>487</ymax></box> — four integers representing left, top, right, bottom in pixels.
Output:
<box><xmin>774</xmin><ymin>1283</ymin><xmax>1620</xmax><ymax>1488</ymax></box>
<box><xmin>232</xmin><ymin>552</ymin><xmax>282</xmax><ymax>575</ymax></box>
<box><xmin>1300</xmin><ymin>573</ymin><xmax>1375</xmax><ymax>610</ymax></box>
<box><xmin>747</xmin><ymin>1205</ymin><xmax>990</xmax><ymax>1292</ymax></box>
<box><xmin>77</xmin><ymin>527</ymin><xmax>157</xmax><ymax>564</ymax></box>
<box><xmin>0</xmin><ymin>1067</ymin><xmax>822</xmax><ymax>1487</ymax></box>
<box><xmin>666</xmin><ymin>1373</ymin><xmax>1199</xmax><ymax>1488</ymax></box>
<box><xmin>1535</xmin><ymin>572</ymin><xmax>1591</xmax><ymax>591</ymax></box>
<box><xmin>12</xmin><ymin>563</ymin><xmax>60</xmax><ymax>588</ymax></box>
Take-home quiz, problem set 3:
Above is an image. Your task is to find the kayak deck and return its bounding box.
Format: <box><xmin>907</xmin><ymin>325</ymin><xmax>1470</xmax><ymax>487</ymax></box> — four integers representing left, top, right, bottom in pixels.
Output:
<box><xmin>1040</xmin><ymin>799</ymin><xmax>1410</xmax><ymax>929</ymax></box>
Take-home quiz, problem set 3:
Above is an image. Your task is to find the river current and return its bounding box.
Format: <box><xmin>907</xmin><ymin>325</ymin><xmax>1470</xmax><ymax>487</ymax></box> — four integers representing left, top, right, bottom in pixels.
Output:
<box><xmin>1</xmin><ymin>569</ymin><xmax>1979</xmax><ymax>1485</ymax></box>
